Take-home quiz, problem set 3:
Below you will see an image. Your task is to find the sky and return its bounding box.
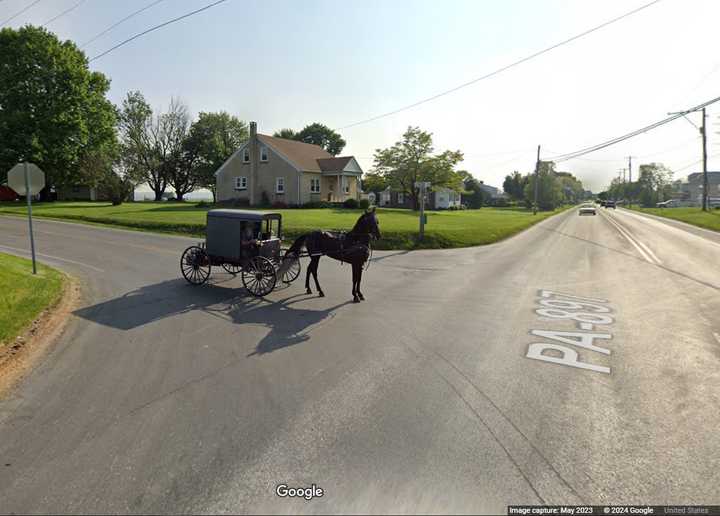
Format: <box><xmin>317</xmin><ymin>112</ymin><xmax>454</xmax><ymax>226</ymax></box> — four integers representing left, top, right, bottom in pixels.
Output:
<box><xmin>2</xmin><ymin>0</ymin><xmax>720</xmax><ymax>193</ymax></box>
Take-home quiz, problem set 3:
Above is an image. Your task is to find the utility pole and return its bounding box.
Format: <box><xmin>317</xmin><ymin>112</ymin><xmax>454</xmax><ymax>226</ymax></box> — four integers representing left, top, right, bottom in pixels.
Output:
<box><xmin>702</xmin><ymin>107</ymin><xmax>708</xmax><ymax>211</ymax></box>
<box><xmin>668</xmin><ymin>107</ymin><xmax>707</xmax><ymax>210</ymax></box>
<box><xmin>626</xmin><ymin>156</ymin><xmax>634</xmax><ymax>207</ymax></box>
<box><xmin>533</xmin><ymin>145</ymin><xmax>541</xmax><ymax>215</ymax></box>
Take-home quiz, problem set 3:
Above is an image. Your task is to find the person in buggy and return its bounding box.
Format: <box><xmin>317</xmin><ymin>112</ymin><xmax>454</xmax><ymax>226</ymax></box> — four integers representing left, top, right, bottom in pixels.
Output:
<box><xmin>240</xmin><ymin>221</ymin><xmax>261</xmax><ymax>258</ymax></box>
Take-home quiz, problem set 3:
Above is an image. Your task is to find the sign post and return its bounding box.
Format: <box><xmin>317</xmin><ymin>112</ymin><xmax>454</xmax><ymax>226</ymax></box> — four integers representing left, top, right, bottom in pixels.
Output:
<box><xmin>7</xmin><ymin>162</ymin><xmax>45</xmax><ymax>274</ymax></box>
<box><xmin>415</xmin><ymin>181</ymin><xmax>431</xmax><ymax>241</ymax></box>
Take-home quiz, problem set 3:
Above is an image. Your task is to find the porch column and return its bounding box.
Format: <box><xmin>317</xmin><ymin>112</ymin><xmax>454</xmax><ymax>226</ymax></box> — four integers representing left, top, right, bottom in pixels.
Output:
<box><xmin>337</xmin><ymin>173</ymin><xmax>340</xmax><ymax>201</ymax></box>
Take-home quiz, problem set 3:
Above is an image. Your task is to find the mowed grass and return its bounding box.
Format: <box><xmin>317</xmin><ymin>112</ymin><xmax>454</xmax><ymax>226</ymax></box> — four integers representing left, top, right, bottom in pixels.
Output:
<box><xmin>0</xmin><ymin>253</ymin><xmax>64</xmax><ymax>347</ymax></box>
<box><xmin>629</xmin><ymin>206</ymin><xmax>720</xmax><ymax>232</ymax></box>
<box><xmin>0</xmin><ymin>201</ymin><xmax>567</xmax><ymax>249</ymax></box>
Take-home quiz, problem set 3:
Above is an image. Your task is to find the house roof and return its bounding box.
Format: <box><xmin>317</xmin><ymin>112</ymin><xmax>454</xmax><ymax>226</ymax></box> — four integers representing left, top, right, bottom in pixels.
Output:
<box><xmin>317</xmin><ymin>156</ymin><xmax>353</xmax><ymax>172</ymax></box>
<box><xmin>257</xmin><ymin>134</ymin><xmax>332</xmax><ymax>172</ymax></box>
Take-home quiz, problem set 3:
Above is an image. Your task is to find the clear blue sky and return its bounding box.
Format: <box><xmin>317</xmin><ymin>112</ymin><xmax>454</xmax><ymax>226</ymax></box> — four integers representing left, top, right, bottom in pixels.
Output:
<box><xmin>3</xmin><ymin>0</ymin><xmax>719</xmax><ymax>191</ymax></box>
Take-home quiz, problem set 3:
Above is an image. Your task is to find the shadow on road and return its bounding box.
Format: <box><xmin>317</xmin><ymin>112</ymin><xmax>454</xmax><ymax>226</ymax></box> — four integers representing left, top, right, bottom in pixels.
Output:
<box><xmin>74</xmin><ymin>276</ymin><xmax>352</xmax><ymax>356</ymax></box>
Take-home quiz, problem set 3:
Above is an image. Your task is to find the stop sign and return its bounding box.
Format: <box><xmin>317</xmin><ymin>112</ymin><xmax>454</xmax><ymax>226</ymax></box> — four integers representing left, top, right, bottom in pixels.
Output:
<box><xmin>7</xmin><ymin>163</ymin><xmax>45</xmax><ymax>196</ymax></box>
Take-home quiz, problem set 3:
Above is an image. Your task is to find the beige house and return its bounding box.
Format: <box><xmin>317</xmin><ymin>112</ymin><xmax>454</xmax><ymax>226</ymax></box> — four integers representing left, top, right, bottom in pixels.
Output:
<box><xmin>216</xmin><ymin>122</ymin><xmax>363</xmax><ymax>206</ymax></box>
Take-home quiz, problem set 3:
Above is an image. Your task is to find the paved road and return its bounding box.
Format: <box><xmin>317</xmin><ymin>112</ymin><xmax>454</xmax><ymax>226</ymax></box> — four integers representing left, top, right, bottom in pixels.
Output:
<box><xmin>0</xmin><ymin>207</ymin><xmax>719</xmax><ymax>514</ymax></box>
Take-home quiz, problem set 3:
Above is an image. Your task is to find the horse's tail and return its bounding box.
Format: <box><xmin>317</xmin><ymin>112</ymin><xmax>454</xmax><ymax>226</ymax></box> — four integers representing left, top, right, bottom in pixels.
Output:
<box><xmin>286</xmin><ymin>234</ymin><xmax>308</xmax><ymax>257</ymax></box>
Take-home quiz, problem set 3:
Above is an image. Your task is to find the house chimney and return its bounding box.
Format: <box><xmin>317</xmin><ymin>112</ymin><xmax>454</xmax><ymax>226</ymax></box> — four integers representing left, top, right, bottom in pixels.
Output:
<box><xmin>249</xmin><ymin>121</ymin><xmax>258</xmax><ymax>206</ymax></box>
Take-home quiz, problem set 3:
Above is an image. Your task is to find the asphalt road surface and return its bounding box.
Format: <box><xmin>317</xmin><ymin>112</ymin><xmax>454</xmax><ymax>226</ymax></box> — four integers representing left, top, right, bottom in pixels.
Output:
<box><xmin>1</xmin><ymin>207</ymin><xmax>719</xmax><ymax>514</ymax></box>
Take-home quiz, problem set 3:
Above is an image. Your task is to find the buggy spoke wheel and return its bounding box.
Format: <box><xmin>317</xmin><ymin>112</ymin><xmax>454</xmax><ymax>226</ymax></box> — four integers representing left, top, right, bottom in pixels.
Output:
<box><xmin>281</xmin><ymin>255</ymin><xmax>301</xmax><ymax>283</ymax></box>
<box><xmin>180</xmin><ymin>246</ymin><xmax>211</xmax><ymax>285</ymax></box>
<box><xmin>222</xmin><ymin>263</ymin><xmax>242</xmax><ymax>275</ymax></box>
<box><xmin>242</xmin><ymin>256</ymin><xmax>276</xmax><ymax>297</ymax></box>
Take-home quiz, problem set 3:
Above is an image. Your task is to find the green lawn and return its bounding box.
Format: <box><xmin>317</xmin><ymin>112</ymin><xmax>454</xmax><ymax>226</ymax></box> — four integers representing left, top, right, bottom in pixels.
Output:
<box><xmin>629</xmin><ymin>206</ymin><xmax>720</xmax><ymax>232</ymax></box>
<box><xmin>0</xmin><ymin>253</ymin><xmax>65</xmax><ymax>347</ymax></box>
<box><xmin>0</xmin><ymin>201</ymin><xmax>567</xmax><ymax>250</ymax></box>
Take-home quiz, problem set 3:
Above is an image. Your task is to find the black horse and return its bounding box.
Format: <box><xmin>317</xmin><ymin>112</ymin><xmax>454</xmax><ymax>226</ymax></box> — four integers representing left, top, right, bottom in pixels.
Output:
<box><xmin>286</xmin><ymin>208</ymin><xmax>381</xmax><ymax>302</ymax></box>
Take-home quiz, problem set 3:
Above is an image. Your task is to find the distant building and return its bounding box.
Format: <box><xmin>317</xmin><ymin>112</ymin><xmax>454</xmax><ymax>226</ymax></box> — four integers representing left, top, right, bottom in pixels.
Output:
<box><xmin>377</xmin><ymin>186</ymin><xmax>461</xmax><ymax>209</ymax></box>
<box><xmin>478</xmin><ymin>183</ymin><xmax>503</xmax><ymax>199</ymax></box>
<box><xmin>686</xmin><ymin>171</ymin><xmax>720</xmax><ymax>205</ymax></box>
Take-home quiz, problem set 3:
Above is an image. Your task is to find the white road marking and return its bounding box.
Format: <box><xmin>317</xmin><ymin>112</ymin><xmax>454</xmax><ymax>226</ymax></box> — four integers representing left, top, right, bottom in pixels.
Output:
<box><xmin>0</xmin><ymin>244</ymin><xmax>105</xmax><ymax>272</ymax></box>
<box><xmin>579</xmin><ymin>322</ymin><xmax>593</xmax><ymax>330</ymax></box>
<box><xmin>602</xmin><ymin>211</ymin><xmax>661</xmax><ymax>265</ymax></box>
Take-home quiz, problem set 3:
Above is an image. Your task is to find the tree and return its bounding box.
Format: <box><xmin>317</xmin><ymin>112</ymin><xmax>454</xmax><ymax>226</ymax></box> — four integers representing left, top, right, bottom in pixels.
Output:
<box><xmin>185</xmin><ymin>112</ymin><xmax>248</xmax><ymax>202</ymax></box>
<box><xmin>361</xmin><ymin>172</ymin><xmax>388</xmax><ymax>193</ymax></box>
<box><xmin>118</xmin><ymin>93</ymin><xmax>196</xmax><ymax>201</ymax></box>
<box><xmin>523</xmin><ymin>161</ymin><xmax>562</xmax><ymax>210</ymax></box>
<box><xmin>294</xmin><ymin>123</ymin><xmax>346</xmax><ymax>155</ymax></box>
<box><xmin>503</xmin><ymin>171</ymin><xmax>527</xmax><ymax>201</ymax></box>
<box><xmin>273</xmin><ymin>128</ymin><xmax>296</xmax><ymax>139</ymax></box>
<box><xmin>372</xmin><ymin>126</ymin><xmax>464</xmax><ymax>210</ymax></box>
<box><xmin>555</xmin><ymin>171</ymin><xmax>584</xmax><ymax>204</ymax></box>
<box><xmin>162</xmin><ymin>99</ymin><xmax>196</xmax><ymax>201</ymax></box>
<box><xmin>0</xmin><ymin>25</ymin><xmax>117</xmax><ymax>194</ymax></box>
<box><xmin>463</xmin><ymin>177</ymin><xmax>488</xmax><ymax>209</ymax></box>
<box><xmin>637</xmin><ymin>162</ymin><xmax>672</xmax><ymax>207</ymax></box>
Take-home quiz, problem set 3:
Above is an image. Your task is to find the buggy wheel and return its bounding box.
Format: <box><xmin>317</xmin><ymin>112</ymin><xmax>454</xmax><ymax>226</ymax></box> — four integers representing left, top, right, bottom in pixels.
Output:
<box><xmin>280</xmin><ymin>254</ymin><xmax>301</xmax><ymax>283</ymax></box>
<box><xmin>222</xmin><ymin>263</ymin><xmax>243</xmax><ymax>275</ymax></box>
<box><xmin>181</xmin><ymin>246</ymin><xmax>211</xmax><ymax>285</ymax></box>
<box><xmin>242</xmin><ymin>256</ymin><xmax>277</xmax><ymax>297</ymax></box>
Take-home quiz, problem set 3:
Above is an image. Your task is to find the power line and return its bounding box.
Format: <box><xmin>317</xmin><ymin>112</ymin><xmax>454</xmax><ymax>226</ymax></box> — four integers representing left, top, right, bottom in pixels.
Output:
<box><xmin>336</xmin><ymin>0</ymin><xmax>663</xmax><ymax>131</ymax></box>
<box><xmin>546</xmin><ymin>95</ymin><xmax>720</xmax><ymax>163</ymax></box>
<box><xmin>0</xmin><ymin>0</ymin><xmax>42</xmax><ymax>27</ymax></box>
<box><xmin>42</xmin><ymin>0</ymin><xmax>85</xmax><ymax>27</ymax></box>
<box><xmin>89</xmin><ymin>0</ymin><xmax>228</xmax><ymax>63</ymax></box>
<box><xmin>80</xmin><ymin>0</ymin><xmax>165</xmax><ymax>48</ymax></box>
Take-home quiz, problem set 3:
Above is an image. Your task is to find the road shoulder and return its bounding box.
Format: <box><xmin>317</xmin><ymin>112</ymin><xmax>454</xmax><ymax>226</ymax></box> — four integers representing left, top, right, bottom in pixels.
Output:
<box><xmin>0</xmin><ymin>272</ymin><xmax>81</xmax><ymax>398</ymax></box>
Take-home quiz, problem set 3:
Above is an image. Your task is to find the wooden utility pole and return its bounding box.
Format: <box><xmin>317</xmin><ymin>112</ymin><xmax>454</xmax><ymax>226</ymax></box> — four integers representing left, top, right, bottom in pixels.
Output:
<box><xmin>626</xmin><ymin>156</ymin><xmax>634</xmax><ymax>207</ymax></box>
<box><xmin>702</xmin><ymin>107</ymin><xmax>708</xmax><ymax>211</ymax></box>
<box><xmin>533</xmin><ymin>145</ymin><xmax>541</xmax><ymax>215</ymax></box>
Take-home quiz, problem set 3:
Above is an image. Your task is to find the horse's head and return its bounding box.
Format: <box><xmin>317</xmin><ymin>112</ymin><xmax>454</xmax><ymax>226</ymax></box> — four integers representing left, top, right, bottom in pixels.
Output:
<box><xmin>352</xmin><ymin>206</ymin><xmax>381</xmax><ymax>241</ymax></box>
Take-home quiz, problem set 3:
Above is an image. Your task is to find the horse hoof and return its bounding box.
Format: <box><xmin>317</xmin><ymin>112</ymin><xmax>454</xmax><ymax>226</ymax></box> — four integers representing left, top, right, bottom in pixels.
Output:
<box><xmin>358</xmin><ymin>294</ymin><xmax>365</xmax><ymax>301</ymax></box>
<box><xmin>306</xmin><ymin>289</ymin><xmax>312</xmax><ymax>295</ymax></box>
<box><xmin>318</xmin><ymin>291</ymin><xmax>325</xmax><ymax>298</ymax></box>
<box><xmin>353</xmin><ymin>297</ymin><xmax>360</xmax><ymax>303</ymax></box>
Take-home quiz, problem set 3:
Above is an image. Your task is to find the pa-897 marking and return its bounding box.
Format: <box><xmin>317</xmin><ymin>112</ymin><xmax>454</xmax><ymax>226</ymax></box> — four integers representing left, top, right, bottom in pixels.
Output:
<box><xmin>526</xmin><ymin>290</ymin><xmax>614</xmax><ymax>374</ymax></box>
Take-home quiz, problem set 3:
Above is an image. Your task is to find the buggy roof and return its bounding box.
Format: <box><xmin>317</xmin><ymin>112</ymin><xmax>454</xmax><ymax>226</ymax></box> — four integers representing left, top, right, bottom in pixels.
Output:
<box><xmin>207</xmin><ymin>209</ymin><xmax>281</xmax><ymax>221</ymax></box>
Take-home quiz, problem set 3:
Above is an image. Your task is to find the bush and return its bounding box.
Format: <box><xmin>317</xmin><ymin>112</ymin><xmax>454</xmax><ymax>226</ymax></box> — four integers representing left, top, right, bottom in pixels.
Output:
<box><xmin>343</xmin><ymin>198</ymin><xmax>358</xmax><ymax>209</ymax></box>
<box><xmin>271</xmin><ymin>201</ymin><xmax>288</xmax><ymax>209</ymax></box>
<box><xmin>359</xmin><ymin>199</ymin><xmax>370</xmax><ymax>210</ymax></box>
<box><xmin>260</xmin><ymin>191</ymin><xmax>270</xmax><ymax>207</ymax></box>
<box><xmin>302</xmin><ymin>201</ymin><xmax>334</xmax><ymax>209</ymax></box>
<box><xmin>196</xmin><ymin>200</ymin><xmax>212</xmax><ymax>208</ymax></box>
<box><xmin>232</xmin><ymin>198</ymin><xmax>250</xmax><ymax>208</ymax></box>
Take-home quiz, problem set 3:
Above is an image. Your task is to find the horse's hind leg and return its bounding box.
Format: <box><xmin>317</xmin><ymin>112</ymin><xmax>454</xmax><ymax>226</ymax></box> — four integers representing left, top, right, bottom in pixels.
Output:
<box><xmin>310</xmin><ymin>256</ymin><xmax>324</xmax><ymax>297</ymax></box>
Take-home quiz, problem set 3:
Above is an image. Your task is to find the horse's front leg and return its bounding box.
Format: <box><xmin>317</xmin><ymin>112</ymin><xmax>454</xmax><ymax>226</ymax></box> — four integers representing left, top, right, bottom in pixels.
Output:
<box><xmin>356</xmin><ymin>264</ymin><xmax>365</xmax><ymax>301</ymax></box>
<box><xmin>351</xmin><ymin>263</ymin><xmax>360</xmax><ymax>303</ymax></box>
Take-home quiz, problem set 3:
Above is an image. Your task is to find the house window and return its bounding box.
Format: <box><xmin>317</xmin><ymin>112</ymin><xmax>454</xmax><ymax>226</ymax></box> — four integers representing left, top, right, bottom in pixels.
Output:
<box><xmin>260</xmin><ymin>147</ymin><xmax>268</xmax><ymax>162</ymax></box>
<box><xmin>397</xmin><ymin>193</ymin><xmax>404</xmax><ymax>204</ymax></box>
<box><xmin>276</xmin><ymin>177</ymin><xmax>285</xmax><ymax>194</ymax></box>
<box><xmin>235</xmin><ymin>176</ymin><xmax>247</xmax><ymax>190</ymax></box>
<box><xmin>344</xmin><ymin>182</ymin><xmax>350</xmax><ymax>194</ymax></box>
<box><xmin>310</xmin><ymin>178</ymin><xmax>321</xmax><ymax>193</ymax></box>
<box><xmin>242</xmin><ymin>148</ymin><xmax>250</xmax><ymax>163</ymax></box>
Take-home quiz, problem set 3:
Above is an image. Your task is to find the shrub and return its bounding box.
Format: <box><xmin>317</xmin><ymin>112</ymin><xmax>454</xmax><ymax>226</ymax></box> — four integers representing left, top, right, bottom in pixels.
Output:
<box><xmin>359</xmin><ymin>199</ymin><xmax>370</xmax><ymax>210</ymax></box>
<box><xmin>302</xmin><ymin>201</ymin><xmax>334</xmax><ymax>209</ymax></box>
<box><xmin>231</xmin><ymin>198</ymin><xmax>250</xmax><ymax>207</ymax></box>
<box><xmin>196</xmin><ymin>200</ymin><xmax>212</xmax><ymax>208</ymax></box>
<box><xmin>343</xmin><ymin>198</ymin><xmax>358</xmax><ymax>209</ymax></box>
<box><xmin>260</xmin><ymin>190</ymin><xmax>270</xmax><ymax>207</ymax></box>
<box><xmin>271</xmin><ymin>201</ymin><xmax>288</xmax><ymax>209</ymax></box>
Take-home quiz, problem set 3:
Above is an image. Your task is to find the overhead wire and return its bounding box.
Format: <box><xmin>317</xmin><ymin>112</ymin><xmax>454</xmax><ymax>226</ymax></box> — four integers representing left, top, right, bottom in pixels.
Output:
<box><xmin>89</xmin><ymin>0</ymin><xmax>228</xmax><ymax>62</ymax></box>
<box><xmin>80</xmin><ymin>0</ymin><xmax>165</xmax><ymax>48</ymax></box>
<box><xmin>42</xmin><ymin>0</ymin><xmax>85</xmax><ymax>27</ymax></box>
<box><xmin>0</xmin><ymin>0</ymin><xmax>42</xmax><ymax>27</ymax></box>
<box><xmin>335</xmin><ymin>0</ymin><xmax>663</xmax><ymax>130</ymax></box>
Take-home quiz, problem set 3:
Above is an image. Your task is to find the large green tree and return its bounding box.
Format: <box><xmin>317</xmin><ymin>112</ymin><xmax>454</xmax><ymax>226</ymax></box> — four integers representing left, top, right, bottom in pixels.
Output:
<box><xmin>372</xmin><ymin>126</ymin><xmax>464</xmax><ymax>210</ymax></box>
<box><xmin>273</xmin><ymin>128</ymin><xmax>296</xmax><ymax>139</ymax></box>
<box><xmin>294</xmin><ymin>123</ymin><xmax>346</xmax><ymax>155</ymax></box>
<box><xmin>637</xmin><ymin>162</ymin><xmax>672</xmax><ymax>207</ymax></box>
<box><xmin>503</xmin><ymin>171</ymin><xmax>527</xmax><ymax>201</ymax></box>
<box><xmin>185</xmin><ymin>112</ymin><xmax>248</xmax><ymax>202</ymax></box>
<box><xmin>523</xmin><ymin>161</ymin><xmax>562</xmax><ymax>210</ymax></box>
<box><xmin>0</xmin><ymin>25</ymin><xmax>117</xmax><ymax>192</ymax></box>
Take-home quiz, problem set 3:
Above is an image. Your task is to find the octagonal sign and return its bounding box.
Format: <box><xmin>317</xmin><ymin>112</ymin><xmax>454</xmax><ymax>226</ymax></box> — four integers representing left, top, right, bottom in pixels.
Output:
<box><xmin>7</xmin><ymin>163</ymin><xmax>45</xmax><ymax>196</ymax></box>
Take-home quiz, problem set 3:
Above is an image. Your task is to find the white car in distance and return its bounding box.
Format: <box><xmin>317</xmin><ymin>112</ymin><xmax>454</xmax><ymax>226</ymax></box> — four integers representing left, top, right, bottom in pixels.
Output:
<box><xmin>578</xmin><ymin>203</ymin><xmax>597</xmax><ymax>216</ymax></box>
